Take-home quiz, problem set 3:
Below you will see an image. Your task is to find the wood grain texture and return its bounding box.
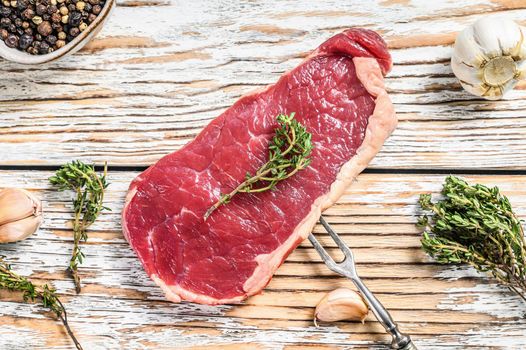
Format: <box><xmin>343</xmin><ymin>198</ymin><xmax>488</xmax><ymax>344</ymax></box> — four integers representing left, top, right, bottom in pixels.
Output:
<box><xmin>1</xmin><ymin>171</ymin><xmax>526</xmax><ymax>349</ymax></box>
<box><xmin>1</xmin><ymin>0</ymin><xmax>526</xmax><ymax>168</ymax></box>
<box><xmin>2</xmin><ymin>0</ymin><xmax>526</xmax><ymax>349</ymax></box>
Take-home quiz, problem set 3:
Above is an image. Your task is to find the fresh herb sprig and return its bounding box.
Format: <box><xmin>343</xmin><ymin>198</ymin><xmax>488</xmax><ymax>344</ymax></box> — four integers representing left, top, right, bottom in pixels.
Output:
<box><xmin>50</xmin><ymin>161</ymin><xmax>110</xmax><ymax>294</ymax></box>
<box><xmin>0</xmin><ymin>256</ymin><xmax>83</xmax><ymax>349</ymax></box>
<box><xmin>418</xmin><ymin>176</ymin><xmax>526</xmax><ymax>302</ymax></box>
<box><xmin>204</xmin><ymin>113</ymin><xmax>313</xmax><ymax>220</ymax></box>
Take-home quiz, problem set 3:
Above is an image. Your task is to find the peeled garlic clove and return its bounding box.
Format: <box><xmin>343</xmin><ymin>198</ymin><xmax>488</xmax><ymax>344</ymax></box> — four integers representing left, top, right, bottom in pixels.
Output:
<box><xmin>314</xmin><ymin>288</ymin><xmax>369</xmax><ymax>326</ymax></box>
<box><xmin>0</xmin><ymin>188</ymin><xmax>42</xmax><ymax>243</ymax></box>
<box><xmin>451</xmin><ymin>17</ymin><xmax>526</xmax><ymax>100</ymax></box>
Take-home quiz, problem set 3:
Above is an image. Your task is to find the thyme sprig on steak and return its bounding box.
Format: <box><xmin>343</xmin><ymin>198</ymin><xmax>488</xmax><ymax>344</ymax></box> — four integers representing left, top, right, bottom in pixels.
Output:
<box><xmin>0</xmin><ymin>256</ymin><xmax>83</xmax><ymax>349</ymax></box>
<box><xmin>49</xmin><ymin>161</ymin><xmax>110</xmax><ymax>294</ymax></box>
<box><xmin>418</xmin><ymin>176</ymin><xmax>526</xmax><ymax>302</ymax></box>
<box><xmin>205</xmin><ymin>113</ymin><xmax>313</xmax><ymax>220</ymax></box>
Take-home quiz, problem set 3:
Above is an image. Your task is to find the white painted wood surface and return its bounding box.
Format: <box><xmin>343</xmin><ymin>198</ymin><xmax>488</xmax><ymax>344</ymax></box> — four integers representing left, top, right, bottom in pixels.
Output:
<box><xmin>1</xmin><ymin>0</ymin><xmax>526</xmax><ymax>349</ymax></box>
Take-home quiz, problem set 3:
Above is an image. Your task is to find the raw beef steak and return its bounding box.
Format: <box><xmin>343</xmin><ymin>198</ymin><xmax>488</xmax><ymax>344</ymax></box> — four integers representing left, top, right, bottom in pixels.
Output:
<box><xmin>122</xmin><ymin>28</ymin><xmax>396</xmax><ymax>305</ymax></box>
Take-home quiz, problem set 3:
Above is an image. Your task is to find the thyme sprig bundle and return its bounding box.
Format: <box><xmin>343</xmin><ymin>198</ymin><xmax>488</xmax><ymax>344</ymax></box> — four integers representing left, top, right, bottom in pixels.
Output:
<box><xmin>0</xmin><ymin>256</ymin><xmax>83</xmax><ymax>349</ymax></box>
<box><xmin>418</xmin><ymin>176</ymin><xmax>526</xmax><ymax>301</ymax></box>
<box><xmin>204</xmin><ymin>113</ymin><xmax>313</xmax><ymax>220</ymax></box>
<box><xmin>50</xmin><ymin>161</ymin><xmax>110</xmax><ymax>294</ymax></box>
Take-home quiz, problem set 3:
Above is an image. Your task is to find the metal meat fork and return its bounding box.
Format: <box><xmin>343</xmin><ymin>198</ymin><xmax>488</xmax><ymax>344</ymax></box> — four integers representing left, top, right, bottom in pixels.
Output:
<box><xmin>309</xmin><ymin>216</ymin><xmax>417</xmax><ymax>350</ymax></box>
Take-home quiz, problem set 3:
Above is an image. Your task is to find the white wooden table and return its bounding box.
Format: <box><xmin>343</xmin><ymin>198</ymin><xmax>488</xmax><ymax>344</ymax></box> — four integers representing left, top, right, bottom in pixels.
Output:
<box><xmin>1</xmin><ymin>1</ymin><xmax>526</xmax><ymax>349</ymax></box>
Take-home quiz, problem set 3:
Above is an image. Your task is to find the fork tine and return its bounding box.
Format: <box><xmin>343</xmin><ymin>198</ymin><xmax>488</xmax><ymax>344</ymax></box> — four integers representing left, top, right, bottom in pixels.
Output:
<box><xmin>308</xmin><ymin>233</ymin><xmax>335</xmax><ymax>265</ymax></box>
<box><xmin>319</xmin><ymin>216</ymin><xmax>354</xmax><ymax>260</ymax></box>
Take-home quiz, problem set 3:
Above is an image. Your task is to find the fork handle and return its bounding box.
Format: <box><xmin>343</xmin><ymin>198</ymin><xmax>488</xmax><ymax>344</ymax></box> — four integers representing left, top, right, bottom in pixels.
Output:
<box><xmin>352</xmin><ymin>277</ymin><xmax>417</xmax><ymax>350</ymax></box>
<box><xmin>399</xmin><ymin>342</ymin><xmax>418</xmax><ymax>350</ymax></box>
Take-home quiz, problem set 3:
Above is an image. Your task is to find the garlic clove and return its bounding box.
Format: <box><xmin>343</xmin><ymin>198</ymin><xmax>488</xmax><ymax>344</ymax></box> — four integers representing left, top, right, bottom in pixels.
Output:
<box><xmin>0</xmin><ymin>188</ymin><xmax>42</xmax><ymax>243</ymax></box>
<box><xmin>452</xmin><ymin>27</ymin><xmax>485</xmax><ymax>70</ymax></box>
<box><xmin>0</xmin><ymin>188</ymin><xmax>40</xmax><ymax>225</ymax></box>
<box><xmin>314</xmin><ymin>288</ymin><xmax>369</xmax><ymax>326</ymax></box>
<box><xmin>0</xmin><ymin>214</ymin><xmax>42</xmax><ymax>243</ymax></box>
<box><xmin>473</xmin><ymin>17</ymin><xmax>520</xmax><ymax>57</ymax></box>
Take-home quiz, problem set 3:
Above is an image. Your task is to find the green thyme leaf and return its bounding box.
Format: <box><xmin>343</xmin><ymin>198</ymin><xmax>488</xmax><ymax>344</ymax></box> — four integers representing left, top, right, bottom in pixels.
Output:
<box><xmin>418</xmin><ymin>176</ymin><xmax>526</xmax><ymax>302</ymax></box>
<box><xmin>204</xmin><ymin>113</ymin><xmax>313</xmax><ymax>219</ymax></box>
<box><xmin>0</xmin><ymin>256</ymin><xmax>83</xmax><ymax>349</ymax></box>
<box><xmin>50</xmin><ymin>161</ymin><xmax>110</xmax><ymax>294</ymax></box>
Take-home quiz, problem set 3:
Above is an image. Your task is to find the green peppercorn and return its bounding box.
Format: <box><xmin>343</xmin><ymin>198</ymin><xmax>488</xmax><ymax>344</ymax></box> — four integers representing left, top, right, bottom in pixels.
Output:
<box><xmin>75</xmin><ymin>1</ymin><xmax>84</xmax><ymax>10</ymax></box>
<box><xmin>79</xmin><ymin>21</ymin><xmax>87</xmax><ymax>31</ymax></box>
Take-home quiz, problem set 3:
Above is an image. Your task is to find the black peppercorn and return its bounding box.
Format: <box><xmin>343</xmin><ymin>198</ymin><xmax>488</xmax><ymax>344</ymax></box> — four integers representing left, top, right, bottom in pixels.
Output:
<box><xmin>35</xmin><ymin>4</ymin><xmax>46</xmax><ymax>15</ymax></box>
<box><xmin>39</xmin><ymin>40</ymin><xmax>49</xmax><ymax>53</ymax></box>
<box><xmin>21</xmin><ymin>8</ymin><xmax>33</xmax><ymax>19</ymax></box>
<box><xmin>47</xmin><ymin>4</ymin><xmax>57</xmax><ymax>14</ymax></box>
<box><xmin>24</xmin><ymin>27</ymin><xmax>31</xmax><ymax>35</ymax></box>
<box><xmin>5</xmin><ymin>33</ymin><xmax>18</xmax><ymax>48</ymax></box>
<box><xmin>91</xmin><ymin>4</ymin><xmax>100</xmax><ymax>14</ymax></box>
<box><xmin>0</xmin><ymin>17</ymin><xmax>11</xmax><ymax>27</ymax></box>
<box><xmin>0</xmin><ymin>6</ymin><xmax>11</xmax><ymax>16</ymax></box>
<box><xmin>45</xmin><ymin>33</ymin><xmax>56</xmax><ymax>44</ymax></box>
<box><xmin>16</xmin><ymin>0</ymin><xmax>28</xmax><ymax>10</ymax></box>
<box><xmin>87</xmin><ymin>13</ymin><xmax>95</xmax><ymax>23</ymax></box>
<box><xmin>35</xmin><ymin>33</ymin><xmax>41</xmax><ymax>40</ymax></box>
<box><xmin>7</xmin><ymin>23</ymin><xmax>15</xmax><ymax>32</ymax></box>
<box><xmin>69</xmin><ymin>26</ymin><xmax>78</xmax><ymax>36</ymax></box>
<box><xmin>67</xmin><ymin>3</ymin><xmax>74</xmax><ymax>11</ymax></box>
<box><xmin>18</xmin><ymin>33</ymin><xmax>32</xmax><ymax>49</ymax></box>
<box><xmin>68</xmin><ymin>10</ymin><xmax>80</xmax><ymax>26</ymax></box>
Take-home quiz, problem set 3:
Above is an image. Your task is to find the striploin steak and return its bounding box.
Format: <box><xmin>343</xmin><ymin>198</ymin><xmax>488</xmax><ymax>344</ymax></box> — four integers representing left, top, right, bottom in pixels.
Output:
<box><xmin>122</xmin><ymin>28</ymin><xmax>396</xmax><ymax>305</ymax></box>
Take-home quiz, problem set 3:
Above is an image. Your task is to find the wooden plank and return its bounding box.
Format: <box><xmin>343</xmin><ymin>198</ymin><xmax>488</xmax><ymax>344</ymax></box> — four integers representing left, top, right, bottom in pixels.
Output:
<box><xmin>1</xmin><ymin>0</ymin><xmax>526</xmax><ymax>169</ymax></box>
<box><xmin>1</xmin><ymin>170</ymin><xmax>525</xmax><ymax>348</ymax></box>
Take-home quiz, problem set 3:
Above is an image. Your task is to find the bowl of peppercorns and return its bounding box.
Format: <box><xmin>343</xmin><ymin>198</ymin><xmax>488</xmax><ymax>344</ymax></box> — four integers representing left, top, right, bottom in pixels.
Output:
<box><xmin>0</xmin><ymin>0</ymin><xmax>114</xmax><ymax>64</ymax></box>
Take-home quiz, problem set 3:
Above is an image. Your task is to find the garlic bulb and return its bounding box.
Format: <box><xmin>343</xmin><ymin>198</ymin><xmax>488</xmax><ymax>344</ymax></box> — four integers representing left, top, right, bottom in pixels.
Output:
<box><xmin>451</xmin><ymin>17</ymin><xmax>526</xmax><ymax>100</ymax></box>
<box><xmin>0</xmin><ymin>188</ymin><xmax>42</xmax><ymax>243</ymax></box>
<box><xmin>314</xmin><ymin>288</ymin><xmax>369</xmax><ymax>326</ymax></box>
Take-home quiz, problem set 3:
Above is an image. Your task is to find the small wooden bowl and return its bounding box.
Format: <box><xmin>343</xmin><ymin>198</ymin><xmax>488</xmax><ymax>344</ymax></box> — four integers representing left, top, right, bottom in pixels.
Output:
<box><xmin>0</xmin><ymin>0</ymin><xmax>115</xmax><ymax>64</ymax></box>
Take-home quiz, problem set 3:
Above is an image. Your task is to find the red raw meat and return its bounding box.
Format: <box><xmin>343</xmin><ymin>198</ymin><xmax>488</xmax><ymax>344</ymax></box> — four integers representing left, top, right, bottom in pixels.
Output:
<box><xmin>122</xmin><ymin>28</ymin><xmax>396</xmax><ymax>305</ymax></box>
